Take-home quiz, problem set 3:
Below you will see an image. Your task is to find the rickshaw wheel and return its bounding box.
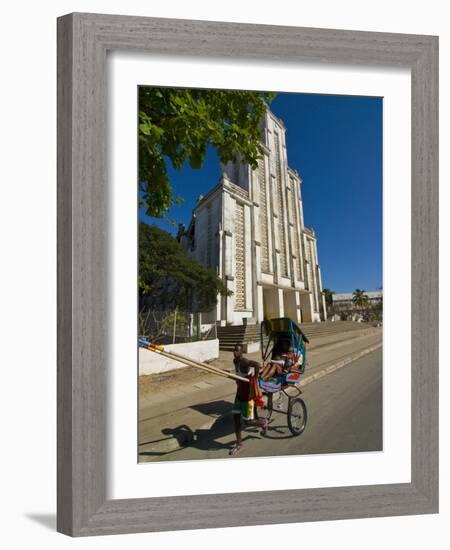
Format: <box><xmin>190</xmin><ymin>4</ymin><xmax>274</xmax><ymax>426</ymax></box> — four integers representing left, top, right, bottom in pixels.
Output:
<box><xmin>287</xmin><ymin>398</ymin><xmax>307</xmax><ymax>436</ymax></box>
<box><xmin>255</xmin><ymin>393</ymin><xmax>273</xmax><ymax>422</ymax></box>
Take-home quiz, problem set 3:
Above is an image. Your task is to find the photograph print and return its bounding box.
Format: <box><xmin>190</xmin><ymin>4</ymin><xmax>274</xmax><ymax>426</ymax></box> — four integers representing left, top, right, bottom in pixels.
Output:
<box><xmin>138</xmin><ymin>86</ymin><xmax>383</xmax><ymax>462</ymax></box>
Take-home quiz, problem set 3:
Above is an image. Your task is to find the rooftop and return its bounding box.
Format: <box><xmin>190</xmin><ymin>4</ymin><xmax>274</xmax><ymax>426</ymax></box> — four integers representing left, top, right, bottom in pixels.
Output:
<box><xmin>333</xmin><ymin>291</ymin><xmax>382</xmax><ymax>302</ymax></box>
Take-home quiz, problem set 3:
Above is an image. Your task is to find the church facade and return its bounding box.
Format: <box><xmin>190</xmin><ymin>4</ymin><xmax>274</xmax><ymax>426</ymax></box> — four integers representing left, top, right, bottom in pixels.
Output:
<box><xmin>179</xmin><ymin>107</ymin><xmax>327</xmax><ymax>327</ymax></box>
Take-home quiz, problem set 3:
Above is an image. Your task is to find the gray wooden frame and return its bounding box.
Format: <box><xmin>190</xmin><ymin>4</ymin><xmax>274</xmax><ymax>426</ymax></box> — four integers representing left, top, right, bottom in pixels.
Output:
<box><xmin>57</xmin><ymin>12</ymin><xmax>438</xmax><ymax>537</ymax></box>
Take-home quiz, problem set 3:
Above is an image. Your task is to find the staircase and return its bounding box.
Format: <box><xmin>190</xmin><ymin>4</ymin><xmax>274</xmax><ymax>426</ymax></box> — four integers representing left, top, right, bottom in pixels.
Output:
<box><xmin>217</xmin><ymin>324</ymin><xmax>262</xmax><ymax>351</ymax></box>
<box><xmin>298</xmin><ymin>321</ymin><xmax>375</xmax><ymax>340</ymax></box>
<box><xmin>217</xmin><ymin>321</ymin><xmax>375</xmax><ymax>351</ymax></box>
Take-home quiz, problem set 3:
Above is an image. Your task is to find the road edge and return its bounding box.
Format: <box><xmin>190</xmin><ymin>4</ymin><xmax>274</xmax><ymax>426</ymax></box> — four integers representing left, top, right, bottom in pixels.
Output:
<box><xmin>299</xmin><ymin>342</ymin><xmax>382</xmax><ymax>388</ymax></box>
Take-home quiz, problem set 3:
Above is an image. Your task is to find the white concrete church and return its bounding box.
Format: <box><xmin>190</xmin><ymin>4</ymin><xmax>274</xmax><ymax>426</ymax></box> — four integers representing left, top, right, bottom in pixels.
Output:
<box><xmin>178</xmin><ymin>106</ymin><xmax>327</xmax><ymax>327</ymax></box>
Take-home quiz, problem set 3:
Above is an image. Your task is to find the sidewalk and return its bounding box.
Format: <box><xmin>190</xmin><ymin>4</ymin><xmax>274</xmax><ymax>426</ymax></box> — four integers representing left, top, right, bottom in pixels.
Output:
<box><xmin>139</xmin><ymin>327</ymin><xmax>382</xmax><ymax>459</ymax></box>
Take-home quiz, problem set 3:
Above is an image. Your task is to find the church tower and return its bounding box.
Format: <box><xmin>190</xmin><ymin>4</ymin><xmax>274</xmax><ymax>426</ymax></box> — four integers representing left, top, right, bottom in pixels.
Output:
<box><xmin>182</xmin><ymin>106</ymin><xmax>327</xmax><ymax>330</ymax></box>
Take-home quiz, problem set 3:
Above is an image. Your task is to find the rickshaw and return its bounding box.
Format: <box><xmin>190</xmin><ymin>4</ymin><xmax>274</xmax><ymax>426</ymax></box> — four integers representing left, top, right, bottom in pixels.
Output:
<box><xmin>255</xmin><ymin>317</ymin><xmax>309</xmax><ymax>436</ymax></box>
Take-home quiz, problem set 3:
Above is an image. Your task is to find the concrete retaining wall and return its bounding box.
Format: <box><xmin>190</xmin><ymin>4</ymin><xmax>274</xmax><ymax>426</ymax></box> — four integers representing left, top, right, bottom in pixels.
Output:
<box><xmin>139</xmin><ymin>339</ymin><xmax>220</xmax><ymax>375</ymax></box>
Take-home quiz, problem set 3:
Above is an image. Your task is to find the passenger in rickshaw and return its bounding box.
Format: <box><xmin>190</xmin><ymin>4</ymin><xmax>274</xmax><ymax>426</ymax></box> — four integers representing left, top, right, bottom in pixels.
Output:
<box><xmin>260</xmin><ymin>338</ymin><xmax>303</xmax><ymax>381</ymax></box>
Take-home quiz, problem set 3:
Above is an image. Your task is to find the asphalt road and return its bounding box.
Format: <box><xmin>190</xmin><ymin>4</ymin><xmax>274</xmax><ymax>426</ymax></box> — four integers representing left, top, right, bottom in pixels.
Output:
<box><xmin>154</xmin><ymin>347</ymin><xmax>382</xmax><ymax>461</ymax></box>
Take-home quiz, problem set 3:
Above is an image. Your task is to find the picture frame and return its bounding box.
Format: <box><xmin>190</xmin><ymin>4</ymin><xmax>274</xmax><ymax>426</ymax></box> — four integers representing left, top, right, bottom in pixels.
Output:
<box><xmin>57</xmin><ymin>12</ymin><xmax>438</xmax><ymax>536</ymax></box>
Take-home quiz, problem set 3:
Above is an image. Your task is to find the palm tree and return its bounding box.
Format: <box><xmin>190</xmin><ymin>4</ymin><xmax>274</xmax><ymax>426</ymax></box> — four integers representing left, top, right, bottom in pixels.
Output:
<box><xmin>352</xmin><ymin>289</ymin><xmax>369</xmax><ymax>316</ymax></box>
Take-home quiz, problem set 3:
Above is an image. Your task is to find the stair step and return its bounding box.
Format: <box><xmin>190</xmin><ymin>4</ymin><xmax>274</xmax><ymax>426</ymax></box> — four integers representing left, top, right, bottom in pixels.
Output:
<box><xmin>217</xmin><ymin>321</ymin><xmax>371</xmax><ymax>348</ymax></box>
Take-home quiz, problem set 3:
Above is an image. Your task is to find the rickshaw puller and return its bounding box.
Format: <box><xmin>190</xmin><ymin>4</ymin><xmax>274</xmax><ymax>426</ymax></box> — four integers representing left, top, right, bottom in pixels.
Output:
<box><xmin>229</xmin><ymin>344</ymin><xmax>268</xmax><ymax>456</ymax></box>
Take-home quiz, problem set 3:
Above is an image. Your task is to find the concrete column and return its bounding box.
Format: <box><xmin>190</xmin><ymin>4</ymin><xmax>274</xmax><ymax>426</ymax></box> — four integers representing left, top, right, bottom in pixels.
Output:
<box><xmin>224</xmin><ymin>232</ymin><xmax>233</xmax><ymax>279</ymax></box>
<box><xmin>294</xmin><ymin>291</ymin><xmax>301</xmax><ymax>323</ymax></box>
<box><xmin>262</xmin><ymin>287</ymin><xmax>283</xmax><ymax>319</ymax></box>
<box><xmin>243</xmin><ymin>204</ymin><xmax>253</xmax><ymax>311</ymax></box>
<box><xmin>283</xmin><ymin>290</ymin><xmax>301</xmax><ymax>323</ymax></box>
<box><xmin>256</xmin><ymin>284</ymin><xmax>264</xmax><ymax>323</ymax></box>
<box><xmin>217</xmin><ymin>229</ymin><xmax>223</xmax><ymax>279</ymax></box>
<box><xmin>300</xmin><ymin>292</ymin><xmax>314</xmax><ymax>323</ymax></box>
<box><xmin>316</xmin><ymin>265</ymin><xmax>327</xmax><ymax>320</ymax></box>
<box><xmin>317</xmin><ymin>264</ymin><xmax>324</xmax><ymax>292</ymax></box>
<box><xmin>254</xmin><ymin>235</ymin><xmax>264</xmax><ymax>319</ymax></box>
<box><xmin>222</xmin><ymin>212</ymin><xmax>235</xmax><ymax>323</ymax></box>
<box><xmin>297</xmin><ymin>293</ymin><xmax>303</xmax><ymax>324</ymax></box>
<box><xmin>254</xmin><ymin>242</ymin><xmax>262</xmax><ymax>281</ymax></box>
<box><xmin>222</xmin><ymin>192</ymin><xmax>235</xmax><ymax>235</ymax></box>
<box><xmin>277</xmin><ymin>288</ymin><xmax>284</xmax><ymax>317</ymax></box>
<box><xmin>226</xmin><ymin>276</ymin><xmax>235</xmax><ymax>324</ymax></box>
<box><xmin>321</xmin><ymin>294</ymin><xmax>328</xmax><ymax>321</ymax></box>
<box><xmin>223</xmin><ymin>192</ymin><xmax>235</xmax><ymax>289</ymax></box>
<box><xmin>251</xmin><ymin>169</ymin><xmax>259</xmax><ymax>207</ymax></box>
<box><xmin>253</xmin><ymin>203</ymin><xmax>261</xmax><ymax>244</ymax></box>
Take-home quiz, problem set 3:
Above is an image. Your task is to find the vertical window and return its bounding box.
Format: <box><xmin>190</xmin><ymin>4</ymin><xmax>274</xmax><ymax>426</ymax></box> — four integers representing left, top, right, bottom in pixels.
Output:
<box><xmin>206</xmin><ymin>204</ymin><xmax>212</xmax><ymax>268</ymax></box>
<box><xmin>290</xmin><ymin>177</ymin><xmax>302</xmax><ymax>281</ymax></box>
<box><xmin>274</xmin><ymin>132</ymin><xmax>288</xmax><ymax>277</ymax></box>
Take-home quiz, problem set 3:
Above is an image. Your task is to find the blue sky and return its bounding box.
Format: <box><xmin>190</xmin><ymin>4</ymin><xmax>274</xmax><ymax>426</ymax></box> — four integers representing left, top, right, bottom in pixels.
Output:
<box><xmin>139</xmin><ymin>92</ymin><xmax>382</xmax><ymax>294</ymax></box>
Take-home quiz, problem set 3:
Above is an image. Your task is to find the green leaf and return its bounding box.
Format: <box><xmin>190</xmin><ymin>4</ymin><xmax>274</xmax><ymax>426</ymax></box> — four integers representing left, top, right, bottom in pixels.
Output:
<box><xmin>138</xmin><ymin>87</ymin><xmax>276</xmax><ymax>217</ymax></box>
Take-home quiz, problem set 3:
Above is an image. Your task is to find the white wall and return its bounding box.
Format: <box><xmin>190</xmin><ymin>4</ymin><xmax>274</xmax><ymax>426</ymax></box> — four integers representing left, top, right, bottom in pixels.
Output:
<box><xmin>139</xmin><ymin>339</ymin><xmax>219</xmax><ymax>374</ymax></box>
<box><xmin>1</xmin><ymin>1</ymin><xmax>448</xmax><ymax>550</ymax></box>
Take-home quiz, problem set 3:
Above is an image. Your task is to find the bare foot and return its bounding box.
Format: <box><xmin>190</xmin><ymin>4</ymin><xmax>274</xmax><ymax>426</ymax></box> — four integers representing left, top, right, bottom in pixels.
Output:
<box><xmin>260</xmin><ymin>419</ymin><xmax>268</xmax><ymax>437</ymax></box>
<box><xmin>229</xmin><ymin>443</ymin><xmax>243</xmax><ymax>456</ymax></box>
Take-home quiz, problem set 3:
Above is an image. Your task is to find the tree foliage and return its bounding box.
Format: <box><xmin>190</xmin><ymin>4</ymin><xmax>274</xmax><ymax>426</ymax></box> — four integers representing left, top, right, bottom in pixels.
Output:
<box><xmin>370</xmin><ymin>295</ymin><xmax>383</xmax><ymax>322</ymax></box>
<box><xmin>139</xmin><ymin>87</ymin><xmax>275</xmax><ymax>217</ymax></box>
<box><xmin>322</xmin><ymin>288</ymin><xmax>335</xmax><ymax>316</ymax></box>
<box><xmin>139</xmin><ymin>223</ymin><xmax>231</xmax><ymax>312</ymax></box>
<box><xmin>322</xmin><ymin>288</ymin><xmax>334</xmax><ymax>308</ymax></box>
<box><xmin>352</xmin><ymin>289</ymin><xmax>369</xmax><ymax>309</ymax></box>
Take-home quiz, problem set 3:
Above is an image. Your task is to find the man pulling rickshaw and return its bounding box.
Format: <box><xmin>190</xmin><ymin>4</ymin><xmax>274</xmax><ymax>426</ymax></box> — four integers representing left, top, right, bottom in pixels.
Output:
<box><xmin>227</xmin><ymin>318</ymin><xmax>309</xmax><ymax>454</ymax></box>
<box><xmin>228</xmin><ymin>343</ymin><xmax>268</xmax><ymax>456</ymax></box>
<box><xmin>139</xmin><ymin>317</ymin><xmax>308</xmax><ymax>457</ymax></box>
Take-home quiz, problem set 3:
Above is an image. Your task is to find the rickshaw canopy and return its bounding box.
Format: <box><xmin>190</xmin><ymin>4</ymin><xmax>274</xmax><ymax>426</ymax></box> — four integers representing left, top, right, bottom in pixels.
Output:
<box><xmin>262</xmin><ymin>317</ymin><xmax>310</xmax><ymax>343</ymax></box>
<box><xmin>260</xmin><ymin>317</ymin><xmax>310</xmax><ymax>366</ymax></box>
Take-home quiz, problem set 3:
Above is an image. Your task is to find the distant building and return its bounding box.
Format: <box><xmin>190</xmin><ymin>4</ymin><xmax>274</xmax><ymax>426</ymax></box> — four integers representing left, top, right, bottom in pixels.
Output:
<box><xmin>332</xmin><ymin>291</ymin><xmax>383</xmax><ymax>307</ymax></box>
<box><xmin>332</xmin><ymin>291</ymin><xmax>383</xmax><ymax>321</ymax></box>
<box><xmin>179</xmin><ymin>106</ymin><xmax>327</xmax><ymax>327</ymax></box>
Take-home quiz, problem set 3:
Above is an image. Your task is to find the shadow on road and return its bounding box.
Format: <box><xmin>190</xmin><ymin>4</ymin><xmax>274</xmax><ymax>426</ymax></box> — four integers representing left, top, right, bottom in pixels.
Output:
<box><xmin>139</xmin><ymin>416</ymin><xmax>258</xmax><ymax>458</ymax></box>
<box><xmin>259</xmin><ymin>410</ymin><xmax>302</xmax><ymax>440</ymax></box>
<box><xmin>190</xmin><ymin>399</ymin><xmax>231</xmax><ymax>417</ymax></box>
<box><xmin>139</xmin><ymin>398</ymin><xmax>299</xmax><ymax>459</ymax></box>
